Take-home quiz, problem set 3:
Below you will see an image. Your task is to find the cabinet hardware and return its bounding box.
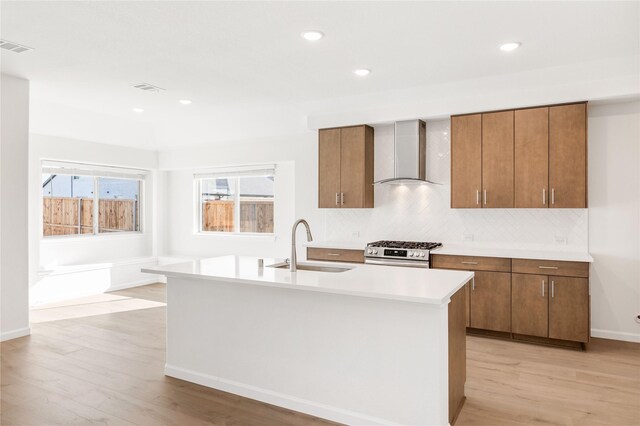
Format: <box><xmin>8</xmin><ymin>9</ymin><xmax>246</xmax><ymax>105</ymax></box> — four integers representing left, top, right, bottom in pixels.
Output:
<box><xmin>476</xmin><ymin>190</ymin><xmax>480</xmax><ymax>205</ymax></box>
<box><xmin>543</xmin><ymin>189</ymin><xmax>546</xmax><ymax>205</ymax></box>
<box><xmin>327</xmin><ymin>253</ymin><xmax>341</xmax><ymax>256</ymax></box>
<box><xmin>483</xmin><ymin>189</ymin><xmax>487</xmax><ymax>205</ymax></box>
<box><xmin>461</xmin><ymin>261</ymin><xmax>478</xmax><ymax>265</ymax></box>
<box><xmin>551</xmin><ymin>188</ymin><xmax>555</xmax><ymax>205</ymax></box>
<box><xmin>551</xmin><ymin>280</ymin><xmax>555</xmax><ymax>298</ymax></box>
<box><xmin>538</xmin><ymin>266</ymin><xmax>559</xmax><ymax>270</ymax></box>
<box><xmin>472</xmin><ymin>277</ymin><xmax>475</xmax><ymax>291</ymax></box>
<box><xmin>541</xmin><ymin>280</ymin><xmax>545</xmax><ymax>297</ymax></box>
<box><xmin>335</xmin><ymin>193</ymin><xmax>339</xmax><ymax>206</ymax></box>
<box><xmin>340</xmin><ymin>193</ymin><xmax>344</xmax><ymax>205</ymax></box>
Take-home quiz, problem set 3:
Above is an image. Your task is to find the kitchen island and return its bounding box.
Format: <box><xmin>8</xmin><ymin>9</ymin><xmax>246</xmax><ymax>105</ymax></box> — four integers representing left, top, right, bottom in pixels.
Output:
<box><xmin>143</xmin><ymin>256</ymin><xmax>474</xmax><ymax>425</ymax></box>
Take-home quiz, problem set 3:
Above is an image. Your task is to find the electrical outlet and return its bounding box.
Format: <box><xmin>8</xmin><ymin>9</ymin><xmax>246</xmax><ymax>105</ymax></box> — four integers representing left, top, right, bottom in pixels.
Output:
<box><xmin>351</xmin><ymin>231</ymin><xmax>360</xmax><ymax>238</ymax></box>
<box><xmin>463</xmin><ymin>232</ymin><xmax>474</xmax><ymax>242</ymax></box>
<box><xmin>554</xmin><ymin>235</ymin><xmax>568</xmax><ymax>245</ymax></box>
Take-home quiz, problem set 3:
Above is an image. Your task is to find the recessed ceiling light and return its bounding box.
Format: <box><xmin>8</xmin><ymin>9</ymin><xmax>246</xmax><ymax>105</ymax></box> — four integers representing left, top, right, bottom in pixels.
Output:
<box><xmin>132</xmin><ymin>108</ymin><xmax>144</xmax><ymax>113</ymax></box>
<box><xmin>301</xmin><ymin>31</ymin><xmax>324</xmax><ymax>41</ymax></box>
<box><xmin>500</xmin><ymin>42</ymin><xmax>521</xmax><ymax>52</ymax></box>
<box><xmin>353</xmin><ymin>69</ymin><xmax>371</xmax><ymax>77</ymax></box>
<box><xmin>179</xmin><ymin>99</ymin><xmax>192</xmax><ymax>105</ymax></box>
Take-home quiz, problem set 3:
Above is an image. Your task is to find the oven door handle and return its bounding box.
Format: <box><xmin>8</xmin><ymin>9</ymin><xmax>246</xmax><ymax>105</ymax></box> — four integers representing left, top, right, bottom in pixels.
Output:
<box><xmin>364</xmin><ymin>258</ymin><xmax>430</xmax><ymax>268</ymax></box>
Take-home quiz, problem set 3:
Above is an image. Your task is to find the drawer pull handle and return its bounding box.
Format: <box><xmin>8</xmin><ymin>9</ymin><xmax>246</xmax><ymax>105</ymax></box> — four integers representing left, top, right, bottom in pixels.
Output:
<box><xmin>327</xmin><ymin>253</ymin><xmax>341</xmax><ymax>256</ymax></box>
<box><xmin>538</xmin><ymin>266</ymin><xmax>559</xmax><ymax>270</ymax></box>
<box><xmin>461</xmin><ymin>261</ymin><xmax>478</xmax><ymax>265</ymax></box>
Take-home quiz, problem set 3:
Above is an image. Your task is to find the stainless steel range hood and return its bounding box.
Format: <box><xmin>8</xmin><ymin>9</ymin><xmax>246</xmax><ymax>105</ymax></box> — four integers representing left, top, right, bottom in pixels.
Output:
<box><xmin>375</xmin><ymin>119</ymin><xmax>439</xmax><ymax>185</ymax></box>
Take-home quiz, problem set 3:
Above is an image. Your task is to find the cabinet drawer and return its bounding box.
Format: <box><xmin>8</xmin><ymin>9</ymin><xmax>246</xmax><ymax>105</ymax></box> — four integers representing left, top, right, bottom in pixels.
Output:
<box><xmin>431</xmin><ymin>254</ymin><xmax>511</xmax><ymax>272</ymax></box>
<box><xmin>307</xmin><ymin>247</ymin><xmax>365</xmax><ymax>263</ymax></box>
<box><xmin>512</xmin><ymin>258</ymin><xmax>589</xmax><ymax>278</ymax></box>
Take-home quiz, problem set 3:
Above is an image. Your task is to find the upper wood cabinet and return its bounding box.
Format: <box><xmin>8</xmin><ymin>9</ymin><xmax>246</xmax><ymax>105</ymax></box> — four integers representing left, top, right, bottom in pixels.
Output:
<box><xmin>482</xmin><ymin>111</ymin><xmax>514</xmax><ymax>208</ymax></box>
<box><xmin>549</xmin><ymin>103</ymin><xmax>587</xmax><ymax>208</ymax></box>
<box><xmin>452</xmin><ymin>102</ymin><xmax>587</xmax><ymax>209</ymax></box>
<box><xmin>515</xmin><ymin>107</ymin><xmax>549</xmax><ymax>208</ymax></box>
<box><xmin>451</xmin><ymin>114</ymin><xmax>482</xmax><ymax>208</ymax></box>
<box><xmin>318</xmin><ymin>125</ymin><xmax>374</xmax><ymax>208</ymax></box>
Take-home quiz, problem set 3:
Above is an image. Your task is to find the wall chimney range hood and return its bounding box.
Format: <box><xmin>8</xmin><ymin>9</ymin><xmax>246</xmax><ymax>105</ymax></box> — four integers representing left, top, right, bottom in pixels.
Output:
<box><xmin>375</xmin><ymin>119</ymin><xmax>439</xmax><ymax>185</ymax></box>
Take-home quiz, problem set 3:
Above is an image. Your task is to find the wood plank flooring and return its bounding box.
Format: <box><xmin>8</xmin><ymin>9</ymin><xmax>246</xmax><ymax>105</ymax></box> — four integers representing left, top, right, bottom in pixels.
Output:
<box><xmin>2</xmin><ymin>283</ymin><xmax>639</xmax><ymax>425</ymax></box>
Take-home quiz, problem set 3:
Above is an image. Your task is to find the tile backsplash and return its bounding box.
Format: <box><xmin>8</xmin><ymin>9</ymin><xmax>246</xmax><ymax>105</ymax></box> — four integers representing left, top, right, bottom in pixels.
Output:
<box><xmin>322</xmin><ymin>119</ymin><xmax>588</xmax><ymax>252</ymax></box>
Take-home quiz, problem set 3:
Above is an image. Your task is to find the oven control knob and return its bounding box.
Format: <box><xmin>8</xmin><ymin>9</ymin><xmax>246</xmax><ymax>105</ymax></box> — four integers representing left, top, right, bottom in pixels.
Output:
<box><xmin>420</xmin><ymin>252</ymin><xmax>425</xmax><ymax>257</ymax></box>
<box><xmin>373</xmin><ymin>249</ymin><xmax>378</xmax><ymax>255</ymax></box>
<box><xmin>367</xmin><ymin>249</ymin><xmax>372</xmax><ymax>254</ymax></box>
<box><xmin>409</xmin><ymin>252</ymin><xmax>415</xmax><ymax>257</ymax></box>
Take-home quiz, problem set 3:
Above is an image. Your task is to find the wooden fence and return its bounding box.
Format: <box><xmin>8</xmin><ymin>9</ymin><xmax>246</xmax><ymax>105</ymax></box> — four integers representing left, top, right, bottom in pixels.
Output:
<box><xmin>43</xmin><ymin>197</ymin><xmax>138</xmax><ymax>236</ymax></box>
<box><xmin>202</xmin><ymin>199</ymin><xmax>273</xmax><ymax>233</ymax></box>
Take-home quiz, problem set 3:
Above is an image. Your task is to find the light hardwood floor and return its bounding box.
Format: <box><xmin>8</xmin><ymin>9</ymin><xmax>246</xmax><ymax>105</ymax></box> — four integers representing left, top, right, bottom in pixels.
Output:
<box><xmin>2</xmin><ymin>284</ymin><xmax>639</xmax><ymax>425</ymax></box>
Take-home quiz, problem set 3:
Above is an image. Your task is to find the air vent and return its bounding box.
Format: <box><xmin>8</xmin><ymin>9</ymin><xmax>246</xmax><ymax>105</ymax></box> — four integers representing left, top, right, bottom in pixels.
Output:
<box><xmin>0</xmin><ymin>39</ymin><xmax>34</xmax><ymax>53</ymax></box>
<box><xmin>132</xmin><ymin>82</ymin><xmax>165</xmax><ymax>92</ymax></box>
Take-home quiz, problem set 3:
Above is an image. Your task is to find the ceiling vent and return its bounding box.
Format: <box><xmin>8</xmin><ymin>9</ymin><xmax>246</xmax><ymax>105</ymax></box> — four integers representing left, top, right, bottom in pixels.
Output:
<box><xmin>132</xmin><ymin>82</ymin><xmax>165</xmax><ymax>92</ymax></box>
<box><xmin>0</xmin><ymin>39</ymin><xmax>34</xmax><ymax>53</ymax></box>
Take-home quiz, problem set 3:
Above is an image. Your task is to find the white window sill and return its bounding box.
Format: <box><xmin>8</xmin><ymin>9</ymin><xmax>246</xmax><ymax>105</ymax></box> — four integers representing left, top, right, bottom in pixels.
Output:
<box><xmin>41</xmin><ymin>232</ymin><xmax>146</xmax><ymax>242</ymax></box>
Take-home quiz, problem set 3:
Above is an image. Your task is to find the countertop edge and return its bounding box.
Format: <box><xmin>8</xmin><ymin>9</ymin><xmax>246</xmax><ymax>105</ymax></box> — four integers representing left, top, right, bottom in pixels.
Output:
<box><xmin>141</xmin><ymin>265</ymin><xmax>474</xmax><ymax>306</ymax></box>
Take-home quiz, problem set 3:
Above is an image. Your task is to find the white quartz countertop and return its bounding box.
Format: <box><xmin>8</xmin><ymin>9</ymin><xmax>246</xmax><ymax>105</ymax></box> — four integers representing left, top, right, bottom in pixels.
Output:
<box><xmin>431</xmin><ymin>244</ymin><xmax>594</xmax><ymax>263</ymax></box>
<box><xmin>305</xmin><ymin>241</ymin><xmax>366</xmax><ymax>250</ymax></box>
<box><xmin>142</xmin><ymin>255</ymin><xmax>474</xmax><ymax>305</ymax></box>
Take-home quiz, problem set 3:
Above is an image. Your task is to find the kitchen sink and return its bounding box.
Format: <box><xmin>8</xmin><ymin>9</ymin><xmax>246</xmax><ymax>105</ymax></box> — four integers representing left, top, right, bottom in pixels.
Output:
<box><xmin>268</xmin><ymin>262</ymin><xmax>351</xmax><ymax>273</ymax></box>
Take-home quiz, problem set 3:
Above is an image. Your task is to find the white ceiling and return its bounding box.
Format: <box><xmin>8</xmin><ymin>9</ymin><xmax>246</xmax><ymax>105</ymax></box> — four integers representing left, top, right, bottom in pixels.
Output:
<box><xmin>2</xmin><ymin>1</ymin><xmax>639</xmax><ymax>149</ymax></box>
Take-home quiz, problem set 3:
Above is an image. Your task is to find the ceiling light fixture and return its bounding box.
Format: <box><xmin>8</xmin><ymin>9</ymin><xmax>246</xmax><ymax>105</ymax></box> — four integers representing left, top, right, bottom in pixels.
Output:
<box><xmin>179</xmin><ymin>99</ymin><xmax>192</xmax><ymax>105</ymax></box>
<box><xmin>301</xmin><ymin>31</ymin><xmax>324</xmax><ymax>41</ymax></box>
<box><xmin>353</xmin><ymin>68</ymin><xmax>371</xmax><ymax>77</ymax></box>
<box><xmin>500</xmin><ymin>42</ymin><xmax>521</xmax><ymax>52</ymax></box>
<box><xmin>132</xmin><ymin>108</ymin><xmax>144</xmax><ymax>113</ymax></box>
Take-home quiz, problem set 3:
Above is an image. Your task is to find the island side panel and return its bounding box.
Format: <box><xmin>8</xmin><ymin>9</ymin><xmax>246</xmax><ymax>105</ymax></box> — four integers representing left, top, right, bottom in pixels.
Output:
<box><xmin>448</xmin><ymin>284</ymin><xmax>467</xmax><ymax>424</ymax></box>
<box><xmin>165</xmin><ymin>276</ymin><xmax>451</xmax><ymax>426</ymax></box>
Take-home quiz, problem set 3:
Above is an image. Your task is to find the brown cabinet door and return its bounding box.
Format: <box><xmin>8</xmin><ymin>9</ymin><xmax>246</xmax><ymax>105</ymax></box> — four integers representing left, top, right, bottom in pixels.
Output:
<box><xmin>451</xmin><ymin>114</ymin><xmax>482</xmax><ymax>208</ymax></box>
<box><xmin>512</xmin><ymin>273</ymin><xmax>548</xmax><ymax>337</ymax></box>
<box><xmin>549</xmin><ymin>276</ymin><xmax>589</xmax><ymax>342</ymax></box>
<box><xmin>482</xmin><ymin>111</ymin><xmax>514</xmax><ymax>208</ymax></box>
<box><xmin>340</xmin><ymin>126</ymin><xmax>366</xmax><ymax>208</ymax></box>
<box><xmin>470</xmin><ymin>271</ymin><xmax>511</xmax><ymax>332</ymax></box>
<box><xmin>549</xmin><ymin>103</ymin><xmax>587</xmax><ymax>208</ymax></box>
<box><xmin>318</xmin><ymin>128</ymin><xmax>341</xmax><ymax>208</ymax></box>
<box><xmin>515</xmin><ymin>107</ymin><xmax>549</xmax><ymax>208</ymax></box>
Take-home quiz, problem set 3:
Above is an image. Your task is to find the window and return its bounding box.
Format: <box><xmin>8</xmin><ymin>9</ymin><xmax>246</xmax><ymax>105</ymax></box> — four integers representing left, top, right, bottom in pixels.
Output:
<box><xmin>42</xmin><ymin>161</ymin><xmax>145</xmax><ymax>237</ymax></box>
<box><xmin>197</xmin><ymin>167</ymin><xmax>275</xmax><ymax>234</ymax></box>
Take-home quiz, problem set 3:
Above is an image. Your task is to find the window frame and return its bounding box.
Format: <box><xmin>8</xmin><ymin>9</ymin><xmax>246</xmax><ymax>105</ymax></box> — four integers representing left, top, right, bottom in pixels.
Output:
<box><xmin>195</xmin><ymin>167</ymin><xmax>276</xmax><ymax>237</ymax></box>
<box><xmin>41</xmin><ymin>161</ymin><xmax>147</xmax><ymax>240</ymax></box>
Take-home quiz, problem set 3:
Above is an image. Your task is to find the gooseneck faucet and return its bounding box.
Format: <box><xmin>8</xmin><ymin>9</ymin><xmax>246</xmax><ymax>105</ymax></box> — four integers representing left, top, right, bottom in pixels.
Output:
<box><xmin>290</xmin><ymin>219</ymin><xmax>313</xmax><ymax>272</ymax></box>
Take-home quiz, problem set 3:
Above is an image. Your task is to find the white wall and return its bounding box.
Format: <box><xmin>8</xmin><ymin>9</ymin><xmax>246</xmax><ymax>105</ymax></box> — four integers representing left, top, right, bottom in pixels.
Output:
<box><xmin>1</xmin><ymin>74</ymin><xmax>30</xmax><ymax>341</ymax></box>
<box><xmin>29</xmin><ymin>134</ymin><xmax>160</xmax><ymax>305</ymax></box>
<box><xmin>159</xmin><ymin>133</ymin><xmax>321</xmax><ymax>260</ymax></box>
<box><xmin>588</xmin><ymin>100</ymin><xmax>640</xmax><ymax>342</ymax></box>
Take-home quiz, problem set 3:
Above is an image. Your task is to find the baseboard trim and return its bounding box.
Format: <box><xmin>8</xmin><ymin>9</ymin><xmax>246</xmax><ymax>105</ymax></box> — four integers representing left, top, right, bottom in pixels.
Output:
<box><xmin>164</xmin><ymin>364</ymin><xmax>391</xmax><ymax>426</ymax></box>
<box><xmin>108</xmin><ymin>278</ymin><xmax>163</xmax><ymax>292</ymax></box>
<box><xmin>591</xmin><ymin>329</ymin><xmax>640</xmax><ymax>343</ymax></box>
<box><xmin>0</xmin><ymin>326</ymin><xmax>31</xmax><ymax>342</ymax></box>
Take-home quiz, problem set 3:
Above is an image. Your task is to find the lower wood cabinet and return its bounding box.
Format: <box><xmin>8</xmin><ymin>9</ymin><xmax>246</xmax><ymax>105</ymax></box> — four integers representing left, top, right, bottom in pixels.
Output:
<box><xmin>470</xmin><ymin>271</ymin><xmax>511</xmax><ymax>332</ymax></box>
<box><xmin>512</xmin><ymin>273</ymin><xmax>549</xmax><ymax>337</ymax></box>
<box><xmin>548</xmin><ymin>276</ymin><xmax>590</xmax><ymax>342</ymax></box>
<box><xmin>433</xmin><ymin>253</ymin><xmax>591</xmax><ymax>346</ymax></box>
<box><xmin>306</xmin><ymin>247</ymin><xmax>365</xmax><ymax>263</ymax></box>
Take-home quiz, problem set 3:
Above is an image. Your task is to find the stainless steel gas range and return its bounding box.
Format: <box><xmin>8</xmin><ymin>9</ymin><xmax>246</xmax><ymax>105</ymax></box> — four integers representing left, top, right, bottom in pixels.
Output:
<box><xmin>364</xmin><ymin>240</ymin><xmax>443</xmax><ymax>268</ymax></box>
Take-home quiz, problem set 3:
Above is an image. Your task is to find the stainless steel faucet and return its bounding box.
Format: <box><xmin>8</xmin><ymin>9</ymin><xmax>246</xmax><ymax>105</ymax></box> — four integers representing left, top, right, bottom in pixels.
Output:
<box><xmin>290</xmin><ymin>219</ymin><xmax>313</xmax><ymax>272</ymax></box>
